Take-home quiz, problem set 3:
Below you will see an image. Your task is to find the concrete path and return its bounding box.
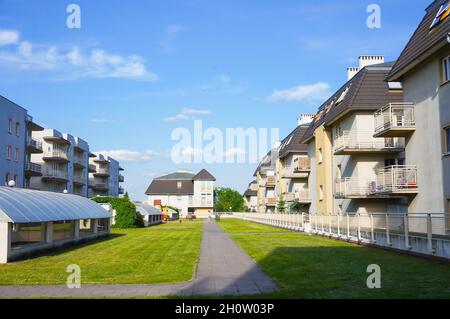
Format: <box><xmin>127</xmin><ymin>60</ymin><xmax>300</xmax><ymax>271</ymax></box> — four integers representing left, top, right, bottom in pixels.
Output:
<box><xmin>0</xmin><ymin>222</ymin><xmax>277</xmax><ymax>298</ymax></box>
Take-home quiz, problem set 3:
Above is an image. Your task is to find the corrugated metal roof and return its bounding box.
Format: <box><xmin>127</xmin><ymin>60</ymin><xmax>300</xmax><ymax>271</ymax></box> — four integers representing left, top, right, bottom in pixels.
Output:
<box><xmin>135</xmin><ymin>204</ymin><xmax>162</xmax><ymax>216</ymax></box>
<box><xmin>0</xmin><ymin>187</ymin><xmax>111</xmax><ymax>223</ymax></box>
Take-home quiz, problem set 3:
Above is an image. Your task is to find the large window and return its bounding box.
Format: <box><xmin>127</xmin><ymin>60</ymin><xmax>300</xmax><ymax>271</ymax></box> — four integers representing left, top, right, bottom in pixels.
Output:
<box><xmin>443</xmin><ymin>55</ymin><xmax>450</xmax><ymax>84</ymax></box>
<box><xmin>53</xmin><ymin>221</ymin><xmax>74</xmax><ymax>241</ymax></box>
<box><xmin>11</xmin><ymin>223</ymin><xmax>44</xmax><ymax>249</ymax></box>
<box><xmin>79</xmin><ymin>219</ymin><xmax>94</xmax><ymax>237</ymax></box>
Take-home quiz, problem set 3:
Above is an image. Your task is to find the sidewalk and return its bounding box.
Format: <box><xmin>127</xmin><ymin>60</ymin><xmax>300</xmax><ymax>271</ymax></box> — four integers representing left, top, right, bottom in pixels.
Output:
<box><xmin>0</xmin><ymin>221</ymin><xmax>277</xmax><ymax>298</ymax></box>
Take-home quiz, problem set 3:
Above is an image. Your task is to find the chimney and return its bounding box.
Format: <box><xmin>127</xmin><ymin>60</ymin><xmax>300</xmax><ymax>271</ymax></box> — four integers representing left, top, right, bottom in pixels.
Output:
<box><xmin>358</xmin><ymin>55</ymin><xmax>385</xmax><ymax>69</ymax></box>
<box><xmin>347</xmin><ymin>67</ymin><xmax>360</xmax><ymax>81</ymax></box>
<box><xmin>347</xmin><ymin>55</ymin><xmax>385</xmax><ymax>80</ymax></box>
<box><xmin>297</xmin><ymin>114</ymin><xmax>314</xmax><ymax>126</ymax></box>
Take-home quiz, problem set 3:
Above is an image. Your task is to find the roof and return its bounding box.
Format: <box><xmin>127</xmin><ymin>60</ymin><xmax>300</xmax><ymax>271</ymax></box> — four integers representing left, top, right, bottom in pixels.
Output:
<box><xmin>155</xmin><ymin>172</ymin><xmax>195</xmax><ymax>180</ymax></box>
<box><xmin>253</xmin><ymin>149</ymin><xmax>278</xmax><ymax>177</ymax></box>
<box><xmin>278</xmin><ymin>125</ymin><xmax>310</xmax><ymax>159</ymax></box>
<box><xmin>389</xmin><ymin>0</ymin><xmax>450</xmax><ymax>81</ymax></box>
<box><xmin>193</xmin><ymin>169</ymin><xmax>216</xmax><ymax>181</ymax></box>
<box><xmin>0</xmin><ymin>187</ymin><xmax>111</xmax><ymax>224</ymax></box>
<box><xmin>243</xmin><ymin>189</ymin><xmax>257</xmax><ymax>197</ymax></box>
<box><xmin>135</xmin><ymin>204</ymin><xmax>162</xmax><ymax>216</ymax></box>
<box><xmin>145</xmin><ymin>180</ymin><xmax>194</xmax><ymax>195</ymax></box>
<box><xmin>302</xmin><ymin>62</ymin><xmax>403</xmax><ymax>143</ymax></box>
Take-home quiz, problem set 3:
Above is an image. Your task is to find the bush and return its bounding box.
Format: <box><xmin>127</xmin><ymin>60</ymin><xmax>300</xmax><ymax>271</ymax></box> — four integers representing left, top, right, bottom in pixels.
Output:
<box><xmin>92</xmin><ymin>197</ymin><xmax>144</xmax><ymax>228</ymax></box>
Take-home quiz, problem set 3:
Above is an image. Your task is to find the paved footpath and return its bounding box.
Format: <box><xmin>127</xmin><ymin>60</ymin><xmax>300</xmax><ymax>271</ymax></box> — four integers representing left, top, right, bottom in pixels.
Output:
<box><xmin>0</xmin><ymin>222</ymin><xmax>277</xmax><ymax>298</ymax></box>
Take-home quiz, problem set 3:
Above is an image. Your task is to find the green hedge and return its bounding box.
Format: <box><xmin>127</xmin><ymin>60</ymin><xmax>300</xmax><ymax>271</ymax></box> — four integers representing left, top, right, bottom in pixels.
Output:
<box><xmin>92</xmin><ymin>197</ymin><xmax>144</xmax><ymax>228</ymax></box>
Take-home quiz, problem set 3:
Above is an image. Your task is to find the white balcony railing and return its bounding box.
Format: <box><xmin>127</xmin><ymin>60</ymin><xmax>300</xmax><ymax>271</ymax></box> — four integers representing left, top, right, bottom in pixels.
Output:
<box><xmin>296</xmin><ymin>190</ymin><xmax>312</xmax><ymax>202</ymax></box>
<box><xmin>26</xmin><ymin>138</ymin><xmax>43</xmax><ymax>151</ymax></box>
<box><xmin>375</xmin><ymin>165</ymin><xmax>418</xmax><ymax>194</ymax></box>
<box><xmin>43</xmin><ymin>151</ymin><xmax>68</xmax><ymax>161</ymax></box>
<box><xmin>334</xmin><ymin>131</ymin><xmax>405</xmax><ymax>153</ymax></box>
<box><xmin>374</xmin><ymin>103</ymin><xmax>415</xmax><ymax>136</ymax></box>
<box><xmin>335</xmin><ymin>177</ymin><xmax>371</xmax><ymax>197</ymax></box>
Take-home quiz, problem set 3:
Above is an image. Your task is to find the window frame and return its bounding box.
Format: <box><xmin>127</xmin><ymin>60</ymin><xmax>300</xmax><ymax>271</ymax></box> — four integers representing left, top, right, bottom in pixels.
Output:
<box><xmin>443</xmin><ymin>55</ymin><xmax>450</xmax><ymax>85</ymax></box>
<box><xmin>8</xmin><ymin>119</ymin><xmax>13</xmax><ymax>134</ymax></box>
<box><xmin>6</xmin><ymin>145</ymin><xmax>12</xmax><ymax>160</ymax></box>
<box><xmin>444</xmin><ymin>126</ymin><xmax>450</xmax><ymax>155</ymax></box>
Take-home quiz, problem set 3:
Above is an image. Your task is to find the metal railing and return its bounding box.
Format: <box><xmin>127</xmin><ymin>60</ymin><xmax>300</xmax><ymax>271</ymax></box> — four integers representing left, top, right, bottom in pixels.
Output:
<box><xmin>376</xmin><ymin>165</ymin><xmax>418</xmax><ymax>193</ymax></box>
<box><xmin>43</xmin><ymin>151</ymin><xmax>68</xmax><ymax>160</ymax></box>
<box><xmin>119</xmin><ymin>174</ymin><xmax>125</xmax><ymax>182</ymax></box>
<box><xmin>95</xmin><ymin>168</ymin><xmax>110</xmax><ymax>175</ymax></box>
<box><xmin>374</xmin><ymin>102</ymin><xmax>415</xmax><ymax>135</ymax></box>
<box><xmin>234</xmin><ymin>212</ymin><xmax>450</xmax><ymax>259</ymax></box>
<box><xmin>335</xmin><ymin>177</ymin><xmax>371</xmax><ymax>197</ymax></box>
<box><xmin>73</xmin><ymin>175</ymin><xmax>86</xmax><ymax>184</ymax></box>
<box><xmin>42</xmin><ymin>169</ymin><xmax>68</xmax><ymax>180</ymax></box>
<box><xmin>294</xmin><ymin>157</ymin><xmax>311</xmax><ymax>172</ymax></box>
<box><xmin>73</xmin><ymin>156</ymin><xmax>85</xmax><ymax>166</ymax></box>
<box><xmin>25</xmin><ymin>162</ymin><xmax>42</xmax><ymax>174</ymax></box>
<box><xmin>334</xmin><ymin>131</ymin><xmax>405</xmax><ymax>153</ymax></box>
<box><xmin>88</xmin><ymin>164</ymin><xmax>96</xmax><ymax>172</ymax></box>
<box><xmin>27</xmin><ymin>138</ymin><xmax>43</xmax><ymax>151</ymax></box>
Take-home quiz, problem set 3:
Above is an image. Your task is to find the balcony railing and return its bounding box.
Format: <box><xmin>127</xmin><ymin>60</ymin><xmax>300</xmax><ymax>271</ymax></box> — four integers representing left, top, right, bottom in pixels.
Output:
<box><xmin>73</xmin><ymin>175</ymin><xmax>86</xmax><ymax>184</ymax></box>
<box><xmin>296</xmin><ymin>190</ymin><xmax>312</xmax><ymax>203</ymax></box>
<box><xmin>334</xmin><ymin>131</ymin><xmax>405</xmax><ymax>155</ymax></box>
<box><xmin>266</xmin><ymin>197</ymin><xmax>277</xmax><ymax>206</ymax></box>
<box><xmin>26</xmin><ymin>138</ymin><xmax>43</xmax><ymax>153</ymax></box>
<box><xmin>90</xmin><ymin>182</ymin><xmax>109</xmax><ymax>191</ymax></box>
<box><xmin>119</xmin><ymin>187</ymin><xmax>125</xmax><ymax>194</ymax></box>
<box><xmin>88</xmin><ymin>164</ymin><xmax>96</xmax><ymax>173</ymax></box>
<box><xmin>42</xmin><ymin>169</ymin><xmax>68</xmax><ymax>181</ymax></box>
<box><xmin>119</xmin><ymin>174</ymin><xmax>125</xmax><ymax>182</ymax></box>
<box><xmin>282</xmin><ymin>193</ymin><xmax>296</xmax><ymax>202</ymax></box>
<box><xmin>25</xmin><ymin>162</ymin><xmax>42</xmax><ymax>175</ymax></box>
<box><xmin>294</xmin><ymin>157</ymin><xmax>311</xmax><ymax>172</ymax></box>
<box><xmin>375</xmin><ymin>165</ymin><xmax>418</xmax><ymax>194</ymax></box>
<box><xmin>43</xmin><ymin>151</ymin><xmax>68</xmax><ymax>161</ymax></box>
<box><xmin>374</xmin><ymin>103</ymin><xmax>415</xmax><ymax>137</ymax></box>
<box><xmin>73</xmin><ymin>156</ymin><xmax>85</xmax><ymax>167</ymax></box>
<box><xmin>335</xmin><ymin>177</ymin><xmax>371</xmax><ymax>198</ymax></box>
<box><xmin>94</xmin><ymin>168</ymin><xmax>110</xmax><ymax>176</ymax></box>
<box><xmin>266</xmin><ymin>176</ymin><xmax>276</xmax><ymax>187</ymax></box>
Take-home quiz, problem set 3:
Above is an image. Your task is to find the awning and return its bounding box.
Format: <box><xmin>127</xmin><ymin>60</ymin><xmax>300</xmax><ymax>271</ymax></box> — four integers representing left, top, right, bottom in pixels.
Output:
<box><xmin>0</xmin><ymin>187</ymin><xmax>112</xmax><ymax>223</ymax></box>
<box><xmin>135</xmin><ymin>204</ymin><xmax>162</xmax><ymax>216</ymax></box>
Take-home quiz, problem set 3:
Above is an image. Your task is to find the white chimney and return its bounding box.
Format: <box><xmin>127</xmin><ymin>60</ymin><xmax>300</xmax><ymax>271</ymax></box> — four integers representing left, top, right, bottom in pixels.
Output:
<box><xmin>347</xmin><ymin>67</ymin><xmax>360</xmax><ymax>81</ymax></box>
<box><xmin>297</xmin><ymin>114</ymin><xmax>314</xmax><ymax>126</ymax></box>
<box><xmin>358</xmin><ymin>55</ymin><xmax>384</xmax><ymax>69</ymax></box>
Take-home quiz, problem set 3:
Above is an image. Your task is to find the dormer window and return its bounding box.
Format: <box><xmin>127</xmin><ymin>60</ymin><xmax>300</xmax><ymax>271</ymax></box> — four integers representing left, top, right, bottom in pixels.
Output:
<box><xmin>430</xmin><ymin>1</ymin><xmax>449</xmax><ymax>29</ymax></box>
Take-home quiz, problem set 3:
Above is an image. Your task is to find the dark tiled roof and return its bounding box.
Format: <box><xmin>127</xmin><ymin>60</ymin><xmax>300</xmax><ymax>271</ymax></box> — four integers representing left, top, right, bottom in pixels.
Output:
<box><xmin>388</xmin><ymin>0</ymin><xmax>450</xmax><ymax>81</ymax></box>
<box><xmin>145</xmin><ymin>180</ymin><xmax>194</xmax><ymax>195</ymax></box>
<box><xmin>243</xmin><ymin>189</ymin><xmax>257</xmax><ymax>197</ymax></box>
<box><xmin>302</xmin><ymin>63</ymin><xmax>403</xmax><ymax>143</ymax></box>
<box><xmin>278</xmin><ymin>125</ymin><xmax>310</xmax><ymax>159</ymax></box>
<box><xmin>155</xmin><ymin>172</ymin><xmax>195</xmax><ymax>180</ymax></box>
<box><xmin>193</xmin><ymin>169</ymin><xmax>216</xmax><ymax>181</ymax></box>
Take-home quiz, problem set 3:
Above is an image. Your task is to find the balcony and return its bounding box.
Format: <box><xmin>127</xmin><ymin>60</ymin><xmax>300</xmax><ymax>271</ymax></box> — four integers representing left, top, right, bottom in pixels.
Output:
<box><xmin>73</xmin><ymin>156</ymin><xmax>86</xmax><ymax>168</ymax></box>
<box><xmin>119</xmin><ymin>187</ymin><xmax>125</xmax><ymax>195</ymax></box>
<box><xmin>119</xmin><ymin>174</ymin><xmax>125</xmax><ymax>182</ymax></box>
<box><xmin>266</xmin><ymin>176</ymin><xmax>276</xmax><ymax>188</ymax></box>
<box><xmin>88</xmin><ymin>164</ymin><xmax>96</xmax><ymax>173</ymax></box>
<box><xmin>334</xmin><ymin>131</ymin><xmax>405</xmax><ymax>155</ymax></box>
<box><xmin>90</xmin><ymin>182</ymin><xmax>109</xmax><ymax>191</ymax></box>
<box><xmin>43</xmin><ymin>151</ymin><xmax>69</xmax><ymax>163</ymax></box>
<box><xmin>295</xmin><ymin>190</ymin><xmax>312</xmax><ymax>203</ymax></box>
<box><xmin>335</xmin><ymin>178</ymin><xmax>371</xmax><ymax>198</ymax></box>
<box><xmin>93</xmin><ymin>167</ymin><xmax>110</xmax><ymax>177</ymax></box>
<box><xmin>375</xmin><ymin>165</ymin><xmax>418</xmax><ymax>195</ymax></box>
<box><xmin>374</xmin><ymin>103</ymin><xmax>415</xmax><ymax>138</ymax></box>
<box><xmin>25</xmin><ymin>162</ymin><xmax>42</xmax><ymax>177</ymax></box>
<box><xmin>26</xmin><ymin>138</ymin><xmax>43</xmax><ymax>154</ymax></box>
<box><xmin>266</xmin><ymin>197</ymin><xmax>276</xmax><ymax>206</ymax></box>
<box><xmin>282</xmin><ymin>192</ymin><xmax>296</xmax><ymax>202</ymax></box>
<box><xmin>283</xmin><ymin>158</ymin><xmax>311</xmax><ymax>179</ymax></box>
<box><xmin>42</xmin><ymin>169</ymin><xmax>68</xmax><ymax>182</ymax></box>
<box><xmin>73</xmin><ymin>175</ymin><xmax>86</xmax><ymax>185</ymax></box>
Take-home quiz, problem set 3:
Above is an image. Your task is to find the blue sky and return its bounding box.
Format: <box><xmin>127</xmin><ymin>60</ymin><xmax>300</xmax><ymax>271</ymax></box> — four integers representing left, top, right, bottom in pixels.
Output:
<box><xmin>0</xmin><ymin>0</ymin><xmax>429</xmax><ymax>200</ymax></box>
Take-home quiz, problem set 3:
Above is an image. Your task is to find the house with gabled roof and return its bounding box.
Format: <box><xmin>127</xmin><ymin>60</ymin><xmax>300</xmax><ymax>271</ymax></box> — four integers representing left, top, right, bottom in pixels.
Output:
<box><xmin>145</xmin><ymin>169</ymin><xmax>216</xmax><ymax>218</ymax></box>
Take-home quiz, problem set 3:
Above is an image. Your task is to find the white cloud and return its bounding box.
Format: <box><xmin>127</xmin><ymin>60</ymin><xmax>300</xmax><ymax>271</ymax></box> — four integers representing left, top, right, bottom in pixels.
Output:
<box><xmin>0</xmin><ymin>33</ymin><xmax>158</xmax><ymax>81</ymax></box>
<box><xmin>96</xmin><ymin>149</ymin><xmax>156</xmax><ymax>163</ymax></box>
<box><xmin>164</xmin><ymin>107</ymin><xmax>212</xmax><ymax>122</ymax></box>
<box><xmin>160</xmin><ymin>24</ymin><xmax>184</xmax><ymax>53</ymax></box>
<box><xmin>264</xmin><ymin>82</ymin><xmax>331</xmax><ymax>103</ymax></box>
<box><xmin>0</xmin><ymin>29</ymin><xmax>19</xmax><ymax>46</ymax></box>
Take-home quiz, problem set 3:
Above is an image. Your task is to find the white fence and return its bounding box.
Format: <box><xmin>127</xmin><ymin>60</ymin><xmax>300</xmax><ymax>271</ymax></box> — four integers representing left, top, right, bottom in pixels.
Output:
<box><xmin>234</xmin><ymin>213</ymin><xmax>450</xmax><ymax>260</ymax></box>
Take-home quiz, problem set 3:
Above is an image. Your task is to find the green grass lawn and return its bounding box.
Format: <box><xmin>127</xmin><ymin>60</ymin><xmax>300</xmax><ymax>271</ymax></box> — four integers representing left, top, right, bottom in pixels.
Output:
<box><xmin>0</xmin><ymin>221</ymin><xmax>204</xmax><ymax>286</ymax></box>
<box><xmin>218</xmin><ymin>219</ymin><xmax>450</xmax><ymax>299</ymax></box>
<box><xmin>218</xmin><ymin>218</ymin><xmax>293</xmax><ymax>234</ymax></box>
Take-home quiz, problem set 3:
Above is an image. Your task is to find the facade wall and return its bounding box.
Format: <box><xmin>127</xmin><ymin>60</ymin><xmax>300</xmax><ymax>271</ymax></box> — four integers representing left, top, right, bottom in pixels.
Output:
<box><xmin>88</xmin><ymin>154</ymin><xmax>123</xmax><ymax>198</ymax></box>
<box><xmin>0</xmin><ymin>98</ymin><xmax>27</xmax><ymax>188</ymax></box>
<box><xmin>193</xmin><ymin>180</ymin><xmax>214</xmax><ymax>208</ymax></box>
<box><xmin>315</xmin><ymin>125</ymin><xmax>333</xmax><ymax>215</ymax></box>
<box><xmin>403</xmin><ymin>48</ymin><xmax>449</xmax><ymax>214</ymax></box>
<box><xmin>308</xmin><ymin>140</ymin><xmax>317</xmax><ymax>214</ymax></box>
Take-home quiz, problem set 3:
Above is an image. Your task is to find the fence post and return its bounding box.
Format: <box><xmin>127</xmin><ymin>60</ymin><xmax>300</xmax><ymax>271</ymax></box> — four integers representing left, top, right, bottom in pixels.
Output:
<box><xmin>357</xmin><ymin>213</ymin><xmax>362</xmax><ymax>242</ymax></box>
<box><xmin>370</xmin><ymin>214</ymin><xmax>376</xmax><ymax>243</ymax></box>
<box><xmin>301</xmin><ymin>213</ymin><xmax>304</xmax><ymax>231</ymax></box>
<box><xmin>404</xmin><ymin>214</ymin><xmax>411</xmax><ymax>250</ymax></box>
<box><xmin>321</xmin><ymin>215</ymin><xmax>324</xmax><ymax>234</ymax></box>
<box><xmin>346</xmin><ymin>214</ymin><xmax>350</xmax><ymax>238</ymax></box>
<box><xmin>386</xmin><ymin>214</ymin><xmax>391</xmax><ymax>246</ymax></box>
<box><xmin>427</xmin><ymin>214</ymin><xmax>435</xmax><ymax>254</ymax></box>
<box><xmin>337</xmin><ymin>214</ymin><xmax>341</xmax><ymax>237</ymax></box>
<box><xmin>329</xmin><ymin>215</ymin><xmax>332</xmax><ymax>235</ymax></box>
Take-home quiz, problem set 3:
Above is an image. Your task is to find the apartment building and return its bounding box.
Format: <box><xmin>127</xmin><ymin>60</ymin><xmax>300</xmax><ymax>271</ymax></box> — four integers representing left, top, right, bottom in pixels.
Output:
<box><xmin>1</xmin><ymin>96</ymin><xmax>43</xmax><ymax>189</ymax></box>
<box><xmin>275</xmin><ymin>115</ymin><xmax>313</xmax><ymax>213</ymax></box>
<box><xmin>89</xmin><ymin>153</ymin><xmax>125</xmax><ymax>198</ymax></box>
<box><xmin>372</xmin><ymin>0</ymin><xmax>449</xmax><ymax>233</ymax></box>
<box><xmin>302</xmin><ymin>56</ymin><xmax>407</xmax><ymax>215</ymax></box>
<box><xmin>254</xmin><ymin>148</ymin><xmax>279</xmax><ymax>213</ymax></box>
<box><xmin>243</xmin><ymin>180</ymin><xmax>258</xmax><ymax>212</ymax></box>
<box><xmin>145</xmin><ymin>169</ymin><xmax>216</xmax><ymax>218</ymax></box>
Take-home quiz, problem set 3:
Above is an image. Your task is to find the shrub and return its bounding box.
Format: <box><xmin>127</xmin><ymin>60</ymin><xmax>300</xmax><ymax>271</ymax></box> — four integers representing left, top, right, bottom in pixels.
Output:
<box><xmin>92</xmin><ymin>197</ymin><xmax>144</xmax><ymax>228</ymax></box>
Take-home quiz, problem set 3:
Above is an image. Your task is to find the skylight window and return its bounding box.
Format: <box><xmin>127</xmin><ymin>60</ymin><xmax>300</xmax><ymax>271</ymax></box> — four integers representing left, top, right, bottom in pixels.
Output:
<box><xmin>336</xmin><ymin>87</ymin><xmax>349</xmax><ymax>105</ymax></box>
<box><xmin>388</xmin><ymin>82</ymin><xmax>403</xmax><ymax>90</ymax></box>
<box><xmin>430</xmin><ymin>1</ymin><xmax>449</xmax><ymax>29</ymax></box>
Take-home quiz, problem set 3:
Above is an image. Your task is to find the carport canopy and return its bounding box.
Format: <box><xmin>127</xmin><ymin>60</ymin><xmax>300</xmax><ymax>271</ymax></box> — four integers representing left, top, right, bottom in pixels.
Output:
<box><xmin>0</xmin><ymin>187</ymin><xmax>112</xmax><ymax>224</ymax></box>
<box><xmin>135</xmin><ymin>204</ymin><xmax>163</xmax><ymax>216</ymax></box>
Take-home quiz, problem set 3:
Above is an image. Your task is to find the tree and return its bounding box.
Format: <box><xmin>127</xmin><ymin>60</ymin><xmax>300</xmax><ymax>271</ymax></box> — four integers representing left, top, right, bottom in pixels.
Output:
<box><xmin>277</xmin><ymin>194</ymin><xmax>286</xmax><ymax>213</ymax></box>
<box><xmin>92</xmin><ymin>196</ymin><xmax>144</xmax><ymax>228</ymax></box>
<box><xmin>214</xmin><ymin>188</ymin><xmax>245</xmax><ymax>212</ymax></box>
<box><xmin>290</xmin><ymin>200</ymin><xmax>303</xmax><ymax>213</ymax></box>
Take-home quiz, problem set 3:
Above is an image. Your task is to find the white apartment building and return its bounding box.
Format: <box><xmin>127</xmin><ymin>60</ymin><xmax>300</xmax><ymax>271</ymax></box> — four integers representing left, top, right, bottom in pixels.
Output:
<box><xmin>145</xmin><ymin>169</ymin><xmax>216</xmax><ymax>218</ymax></box>
<box><xmin>243</xmin><ymin>181</ymin><xmax>258</xmax><ymax>212</ymax></box>
<box><xmin>254</xmin><ymin>147</ymin><xmax>279</xmax><ymax>213</ymax></box>
<box><xmin>89</xmin><ymin>153</ymin><xmax>125</xmax><ymax>198</ymax></box>
<box><xmin>1</xmin><ymin>96</ymin><xmax>43</xmax><ymax>188</ymax></box>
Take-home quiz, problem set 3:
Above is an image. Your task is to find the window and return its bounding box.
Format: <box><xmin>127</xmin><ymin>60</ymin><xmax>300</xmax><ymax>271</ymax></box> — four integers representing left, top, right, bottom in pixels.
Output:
<box><xmin>177</xmin><ymin>181</ymin><xmax>182</xmax><ymax>189</ymax></box>
<box><xmin>14</xmin><ymin>175</ymin><xmax>18</xmax><ymax>185</ymax></box>
<box><xmin>445</xmin><ymin>127</ymin><xmax>450</xmax><ymax>154</ymax></box>
<box><xmin>6</xmin><ymin>145</ymin><xmax>11</xmax><ymax>160</ymax></box>
<box><xmin>319</xmin><ymin>186</ymin><xmax>324</xmax><ymax>201</ymax></box>
<box><xmin>443</xmin><ymin>55</ymin><xmax>450</xmax><ymax>84</ymax></box>
<box><xmin>5</xmin><ymin>173</ymin><xmax>10</xmax><ymax>185</ymax></box>
<box><xmin>15</xmin><ymin>122</ymin><xmax>20</xmax><ymax>137</ymax></box>
<box><xmin>8</xmin><ymin>119</ymin><xmax>12</xmax><ymax>134</ymax></box>
<box><xmin>14</xmin><ymin>148</ymin><xmax>19</xmax><ymax>162</ymax></box>
<box><xmin>318</xmin><ymin>148</ymin><xmax>323</xmax><ymax>164</ymax></box>
<box><xmin>430</xmin><ymin>1</ymin><xmax>449</xmax><ymax>29</ymax></box>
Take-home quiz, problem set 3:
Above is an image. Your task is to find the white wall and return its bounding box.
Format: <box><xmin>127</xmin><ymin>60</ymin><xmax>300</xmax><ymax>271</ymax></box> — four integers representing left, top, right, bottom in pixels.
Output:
<box><xmin>307</xmin><ymin>140</ymin><xmax>317</xmax><ymax>214</ymax></box>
